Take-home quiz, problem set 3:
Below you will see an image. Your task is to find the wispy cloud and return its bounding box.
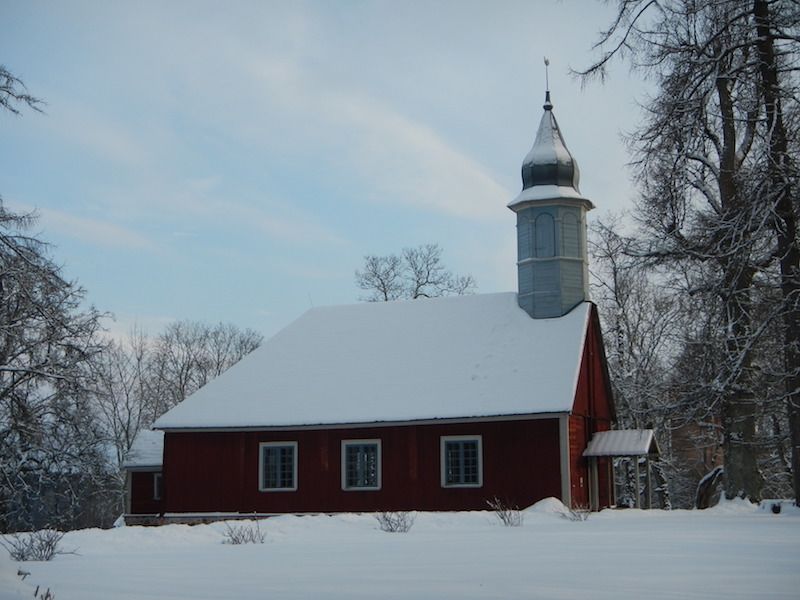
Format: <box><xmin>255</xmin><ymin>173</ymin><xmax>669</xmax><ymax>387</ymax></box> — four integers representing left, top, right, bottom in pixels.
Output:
<box><xmin>37</xmin><ymin>206</ymin><xmax>158</xmax><ymax>251</ymax></box>
<box><xmin>229</xmin><ymin>203</ymin><xmax>348</xmax><ymax>246</ymax></box>
<box><xmin>82</xmin><ymin>173</ymin><xmax>347</xmax><ymax>249</ymax></box>
<box><xmin>43</xmin><ymin>100</ymin><xmax>150</xmax><ymax>168</ymax></box>
<box><xmin>154</xmin><ymin>180</ymin><xmax>348</xmax><ymax>247</ymax></box>
<box><xmin>329</xmin><ymin>91</ymin><xmax>511</xmax><ymax>219</ymax></box>
<box><xmin>100</xmin><ymin>313</ymin><xmax>176</xmax><ymax>341</ymax></box>
<box><xmin>211</xmin><ymin>42</ymin><xmax>511</xmax><ymax>221</ymax></box>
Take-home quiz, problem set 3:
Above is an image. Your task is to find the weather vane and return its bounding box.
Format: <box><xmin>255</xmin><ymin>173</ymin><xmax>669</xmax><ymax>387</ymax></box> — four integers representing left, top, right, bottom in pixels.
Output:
<box><xmin>544</xmin><ymin>56</ymin><xmax>550</xmax><ymax>92</ymax></box>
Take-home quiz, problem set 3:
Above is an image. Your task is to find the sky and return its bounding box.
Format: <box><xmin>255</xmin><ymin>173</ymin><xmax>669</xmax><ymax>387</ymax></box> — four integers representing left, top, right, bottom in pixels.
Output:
<box><xmin>1</xmin><ymin>1</ymin><xmax>647</xmax><ymax>340</ymax></box>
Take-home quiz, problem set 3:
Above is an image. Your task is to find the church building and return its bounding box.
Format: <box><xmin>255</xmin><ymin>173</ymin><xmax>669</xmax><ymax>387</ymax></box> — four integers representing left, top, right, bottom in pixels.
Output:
<box><xmin>124</xmin><ymin>92</ymin><xmax>620</xmax><ymax>523</ymax></box>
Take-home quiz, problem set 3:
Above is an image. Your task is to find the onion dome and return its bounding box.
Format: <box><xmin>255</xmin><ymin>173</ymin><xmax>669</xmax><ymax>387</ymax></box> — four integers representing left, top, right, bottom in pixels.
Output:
<box><xmin>508</xmin><ymin>92</ymin><xmax>593</xmax><ymax>210</ymax></box>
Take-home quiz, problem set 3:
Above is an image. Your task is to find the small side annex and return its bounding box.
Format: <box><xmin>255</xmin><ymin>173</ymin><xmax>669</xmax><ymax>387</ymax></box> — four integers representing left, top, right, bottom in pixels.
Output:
<box><xmin>125</xmin><ymin>294</ymin><xmax>614</xmax><ymax>523</ymax></box>
<box><xmin>122</xmin><ymin>429</ymin><xmax>164</xmax><ymax>524</ymax></box>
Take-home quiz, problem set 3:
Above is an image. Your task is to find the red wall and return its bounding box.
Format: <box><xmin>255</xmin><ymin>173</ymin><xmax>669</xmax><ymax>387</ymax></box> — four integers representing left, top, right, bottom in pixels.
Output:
<box><xmin>161</xmin><ymin>418</ymin><xmax>562</xmax><ymax>514</ymax></box>
<box><xmin>130</xmin><ymin>471</ymin><xmax>163</xmax><ymax>514</ymax></box>
<box><xmin>569</xmin><ymin>305</ymin><xmax>614</xmax><ymax>508</ymax></box>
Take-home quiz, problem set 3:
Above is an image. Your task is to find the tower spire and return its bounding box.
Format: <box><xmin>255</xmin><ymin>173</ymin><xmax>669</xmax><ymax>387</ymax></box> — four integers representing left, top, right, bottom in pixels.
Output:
<box><xmin>544</xmin><ymin>57</ymin><xmax>552</xmax><ymax>110</ymax></box>
<box><xmin>507</xmin><ymin>80</ymin><xmax>594</xmax><ymax>319</ymax></box>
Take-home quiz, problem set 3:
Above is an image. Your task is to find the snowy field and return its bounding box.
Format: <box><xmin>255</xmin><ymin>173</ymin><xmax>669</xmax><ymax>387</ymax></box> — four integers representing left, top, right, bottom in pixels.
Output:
<box><xmin>2</xmin><ymin>499</ymin><xmax>799</xmax><ymax>600</ymax></box>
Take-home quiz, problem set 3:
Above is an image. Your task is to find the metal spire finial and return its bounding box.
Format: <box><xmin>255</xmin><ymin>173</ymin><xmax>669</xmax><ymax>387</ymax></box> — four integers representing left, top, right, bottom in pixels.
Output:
<box><xmin>543</xmin><ymin>57</ymin><xmax>553</xmax><ymax>110</ymax></box>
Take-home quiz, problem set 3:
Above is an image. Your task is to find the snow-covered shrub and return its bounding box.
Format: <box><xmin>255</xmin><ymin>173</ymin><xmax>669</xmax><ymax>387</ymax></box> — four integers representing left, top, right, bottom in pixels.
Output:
<box><xmin>375</xmin><ymin>511</ymin><xmax>414</xmax><ymax>533</ymax></box>
<box><xmin>33</xmin><ymin>586</ymin><xmax>55</xmax><ymax>600</ymax></box>
<box><xmin>486</xmin><ymin>497</ymin><xmax>523</xmax><ymax>527</ymax></box>
<box><xmin>561</xmin><ymin>505</ymin><xmax>591</xmax><ymax>522</ymax></box>
<box><xmin>222</xmin><ymin>520</ymin><xmax>265</xmax><ymax>544</ymax></box>
<box><xmin>0</xmin><ymin>529</ymin><xmax>69</xmax><ymax>561</ymax></box>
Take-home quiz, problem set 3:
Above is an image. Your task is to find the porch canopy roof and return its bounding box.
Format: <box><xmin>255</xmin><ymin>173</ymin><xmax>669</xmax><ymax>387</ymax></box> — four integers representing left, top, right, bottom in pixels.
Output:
<box><xmin>583</xmin><ymin>429</ymin><xmax>659</xmax><ymax>458</ymax></box>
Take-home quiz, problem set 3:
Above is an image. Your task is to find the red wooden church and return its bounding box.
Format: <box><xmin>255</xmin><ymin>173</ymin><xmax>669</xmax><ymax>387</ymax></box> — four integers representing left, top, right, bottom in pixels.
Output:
<box><xmin>125</xmin><ymin>92</ymin><xmax>620</xmax><ymax>524</ymax></box>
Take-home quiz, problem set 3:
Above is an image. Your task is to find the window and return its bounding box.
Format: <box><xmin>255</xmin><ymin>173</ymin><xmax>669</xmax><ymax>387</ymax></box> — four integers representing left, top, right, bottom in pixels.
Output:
<box><xmin>534</xmin><ymin>213</ymin><xmax>555</xmax><ymax>257</ymax></box>
<box><xmin>342</xmin><ymin>440</ymin><xmax>381</xmax><ymax>490</ymax></box>
<box><xmin>441</xmin><ymin>436</ymin><xmax>482</xmax><ymax>487</ymax></box>
<box><xmin>259</xmin><ymin>442</ymin><xmax>298</xmax><ymax>491</ymax></box>
<box><xmin>153</xmin><ymin>472</ymin><xmax>163</xmax><ymax>501</ymax></box>
<box><xmin>561</xmin><ymin>211</ymin><xmax>581</xmax><ymax>257</ymax></box>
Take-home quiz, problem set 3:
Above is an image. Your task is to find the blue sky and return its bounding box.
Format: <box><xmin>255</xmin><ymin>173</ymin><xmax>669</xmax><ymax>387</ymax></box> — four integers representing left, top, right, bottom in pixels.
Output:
<box><xmin>1</xmin><ymin>1</ymin><xmax>645</xmax><ymax>339</ymax></box>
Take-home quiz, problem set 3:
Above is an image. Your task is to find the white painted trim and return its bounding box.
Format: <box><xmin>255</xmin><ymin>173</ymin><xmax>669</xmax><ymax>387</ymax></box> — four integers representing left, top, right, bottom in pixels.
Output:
<box><xmin>440</xmin><ymin>435</ymin><xmax>483</xmax><ymax>488</ymax></box>
<box><xmin>258</xmin><ymin>441</ymin><xmax>298</xmax><ymax>492</ymax></box>
<box><xmin>589</xmin><ymin>457</ymin><xmax>599</xmax><ymax>511</ymax></box>
<box><xmin>508</xmin><ymin>197</ymin><xmax>594</xmax><ymax>212</ymax></box>
<box><xmin>156</xmin><ymin>412</ymin><xmax>568</xmax><ymax>433</ymax></box>
<box><xmin>158</xmin><ymin>512</ymin><xmax>300</xmax><ymax>519</ymax></box>
<box><xmin>125</xmin><ymin>471</ymin><xmax>132</xmax><ymax>515</ymax></box>
<box><xmin>559</xmin><ymin>414</ymin><xmax>571</xmax><ymax>507</ymax></box>
<box><xmin>516</xmin><ymin>256</ymin><xmax>585</xmax><ymax>266</ymax></box>
<box><xmin>341</xmin><ymin>439</ymin><xmax>382</xmax><ymax>491</ymax></box>
<box><xmin>124</xmin><ymin>465</ymin><xmax>162</xmax><ymax>472</ymax></box>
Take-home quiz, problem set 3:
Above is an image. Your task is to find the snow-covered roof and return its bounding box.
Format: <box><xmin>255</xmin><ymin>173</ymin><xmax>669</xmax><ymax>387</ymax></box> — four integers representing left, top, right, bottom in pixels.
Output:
<box><xmin>154</xmin><ymin>293</ymin><xmax>591</xmax><ymax>430</ymax></box>
<box><xmin>583</xmin><ymin>429</ymin><xmax>659</xmax><ymax>457</ymax></box>
<box><xmin>123</xmin><ymin>430</ymin><xmax>164</xmax><ymax>469</ymax></box>
<box><xmin>508</xmin><ymin>184</ymin><xmax>593</xmax><ymax>209</ymax></box>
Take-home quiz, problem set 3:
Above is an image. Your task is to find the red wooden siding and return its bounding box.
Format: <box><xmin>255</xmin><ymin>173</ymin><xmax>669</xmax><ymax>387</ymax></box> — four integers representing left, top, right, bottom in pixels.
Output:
<box><xmin>129</xmin><ymin>471</ymin><xmax>164</xmax><ymax>514</ymax></box>
<box><xmin>569</xmin><ymin>304</ymin><xmax>614</xmax><ymax>508</ymax></box>
<box><xmin>162</xmin><ymin>418</ymin><xmax>562</xmax><ymax>514</ymax></box>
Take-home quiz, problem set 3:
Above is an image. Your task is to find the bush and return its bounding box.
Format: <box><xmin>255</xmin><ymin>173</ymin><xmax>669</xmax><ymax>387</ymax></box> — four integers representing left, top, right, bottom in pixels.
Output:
<box><xmin>375</xmin><ymin>511</ymin><xmax>415</xmax><ymax>533</ymax></box>
<box><xmin>561</xmin><ymin>504</ymin><xmax>591</xmax><ymax>522</ymax></box>
<box><xmin>0</xmin><ymin>529</ymin><xmax>70</xmax><ymax>561</ymax></box>
<box><xmin>486</xmin><ymin>497</ymin><xmax>523</xmax><ymax>527</ymax></box>
<box><xmin>33</xmin><ymin>586</ymin><xmax>55</xmax><ymax>600</ymax></box>
<box><xmin>222</xmin><ymin>520</ymin><xmax>266</xmax><ymax>545</ymax></box>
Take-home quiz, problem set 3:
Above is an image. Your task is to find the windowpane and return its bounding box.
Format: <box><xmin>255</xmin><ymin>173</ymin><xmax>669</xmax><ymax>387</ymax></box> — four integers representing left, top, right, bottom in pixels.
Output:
<box><xmin>262</xmin><ymin>444</ymin><xmax>296</xmax><ymax>490</ymax></box>
<box><xmin>444</xmin><ymin>439</ymin><xmax>480</xmax><ymax>486</ymax></box>
<box><xmin>344</xmin><ymin>442</ymin><xmax>379</xmax><ymax>489</ymax></box>
<box><xmin>446</xmin><ymin>443</ymin><xmax>460</xmax><ymax>485</ymax></box>
<box><xmin>462</xmin><ymin>442</ymin><xmax>478</xmax><ymax>484</ymax></box>
<box><xmin>153</xmin><ymin>473</ymin><xmax>163</xmax><ymax>501</ymax></box>
<box><xmin>535</xmin><ymin>213</ymin><xmax>555</xmax><ymax>257</ymax></box>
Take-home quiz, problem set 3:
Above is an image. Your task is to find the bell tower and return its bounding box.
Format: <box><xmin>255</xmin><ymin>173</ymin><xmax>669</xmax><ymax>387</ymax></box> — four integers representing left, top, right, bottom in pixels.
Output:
<box><xmin>508</xmin><ymin>90</ymin><xmax>594</xmax><ymax>318</ymax></box>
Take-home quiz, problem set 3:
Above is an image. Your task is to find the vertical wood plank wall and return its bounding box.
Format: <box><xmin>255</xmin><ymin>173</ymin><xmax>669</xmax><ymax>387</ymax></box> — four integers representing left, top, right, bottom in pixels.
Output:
<box><xmin>569</xmin><ymin>305</ymin><xmax>614</xmax><ymax>508</ymax></box>
<box><xmin>161</xmin><ymin>418</ymin><xmax>563</xmax><ymax>514</ymax></box>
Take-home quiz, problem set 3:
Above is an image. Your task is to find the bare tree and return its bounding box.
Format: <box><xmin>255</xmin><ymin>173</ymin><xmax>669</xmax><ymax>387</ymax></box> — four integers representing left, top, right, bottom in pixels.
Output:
<box><xmin>92</xmin><ymin>320</ymin><xmax>262</xmax><ymax>464</ymax></box>
<box><xmin>0</xmin><ymin>65</ymin><xmax>43</xmax><ymax>115</ymax></box>
<box><xmin>751</xmin><ymin>0</ymin><xmax>800</xmax><ymax>506</ymax></box>
<box><xmin>356</xmin><ymin>243</ymin><xmax>475</xmax><ymax>302</ymax></box>
<box><xmin>590</xmin><ymin>217</ymin><xmax>681</xmax><ymax>507</ymax></box>
<box><xmin>91</xmin><ymin>329</ymin><xmax>152</xmax><ymax>469</ymax></box>
<box><xmin>356</xmin><ymin>254</ymin><xmax>405</xmax><ymax>301</ymax></box>
<box><xmin>86</xmin><ymin>321</ymin><xmax>262</xmax><ymax>524</ymax></box>
<box><xmin>0</xmin><ymin>203</ymin><xmax>109</xmax><ymax>531</ymax></box>
<box><xmin>0</xmin><ymin>67</ymin><xmax>117</xmax><ymax>532</ymax></box>
<box><xmin>579</xmin><ymin>0</ymin><xmax>800</xmax><ymax>502</ymax></box>
<box><xmin>146</xmin><ymin>321</ymin><xmax>262</xmax><ymax>420</ymax></box>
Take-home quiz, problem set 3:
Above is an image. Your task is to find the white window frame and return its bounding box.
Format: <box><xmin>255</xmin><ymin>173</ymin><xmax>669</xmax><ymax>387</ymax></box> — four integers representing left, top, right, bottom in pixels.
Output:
<box><xmin>341</xmin><ymin>439</ymin><xmax>382</xmax><ymax>491</ymax></box>
<box><xmin>153</xmin><ymin>472</ymin><xmax>163</xmax><ymax>501</ymax></box>
<box><xmin>258</xmin><ymin>441</ymin><xmax>298</xmax><ymax>492</ymax></box>
<box><xmin>440</xmin><ymin>435</ymin><xmax>483</xmax><ymax>488</ymax></box>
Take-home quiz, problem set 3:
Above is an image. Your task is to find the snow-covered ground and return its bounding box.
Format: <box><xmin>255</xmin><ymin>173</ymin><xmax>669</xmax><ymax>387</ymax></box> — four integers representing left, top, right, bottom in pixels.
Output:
<box><xmin>3</xmin><ymin>499</ymin><xmax>798</xmax><ymax>600</ymax></box>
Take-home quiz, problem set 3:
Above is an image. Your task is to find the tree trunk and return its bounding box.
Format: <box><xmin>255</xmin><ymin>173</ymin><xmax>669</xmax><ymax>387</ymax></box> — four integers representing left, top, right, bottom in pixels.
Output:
<box><xmin>753</xmin><ymin>0</ymin><xmax>800</xmax><ymax>504</ymax></box>
<box><xmin>721</xmin><ymin>275</ymin><xmax>763</xmax><ymax>500</ymax></box>
<box><xmin>716</xmin><ymin>69</ymin><xmax>763</xmax><ymax>502</ymax></box>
